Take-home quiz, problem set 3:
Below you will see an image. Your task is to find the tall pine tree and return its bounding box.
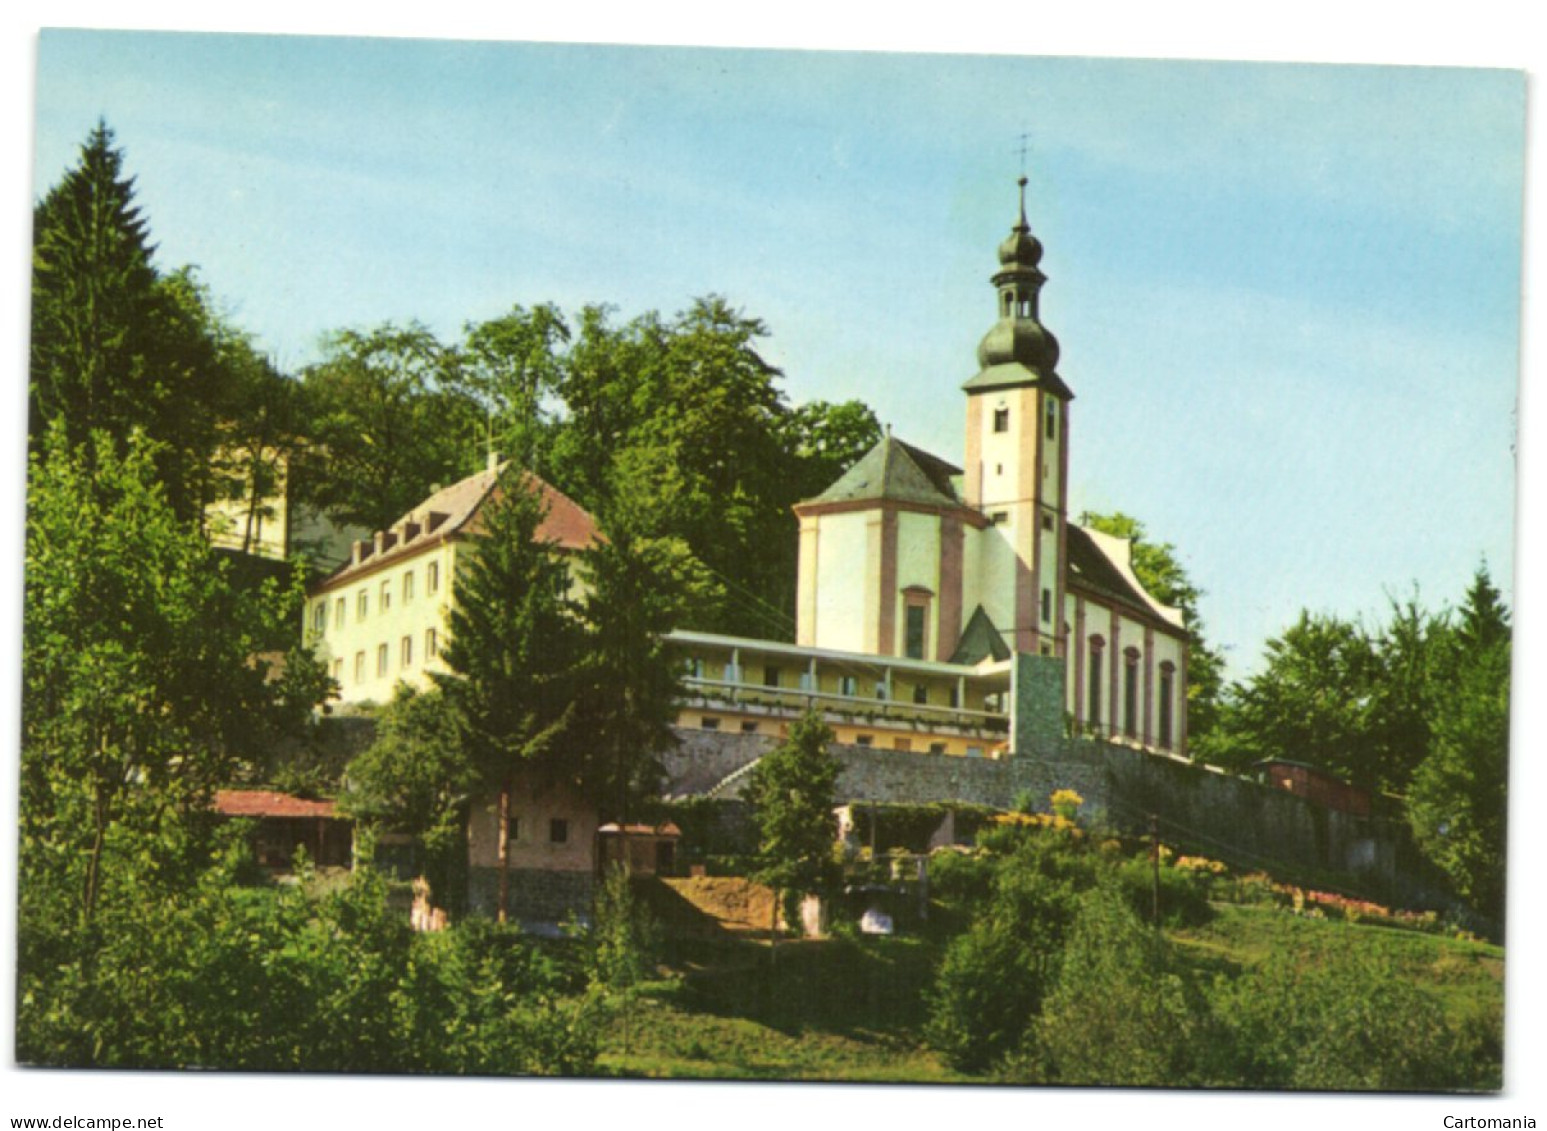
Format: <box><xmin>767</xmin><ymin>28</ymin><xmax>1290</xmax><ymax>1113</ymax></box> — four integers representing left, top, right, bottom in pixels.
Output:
<box><xmin>432</xmin><ymin>468</ymin><xmax>586</xmax><ymax>920</ymax></box>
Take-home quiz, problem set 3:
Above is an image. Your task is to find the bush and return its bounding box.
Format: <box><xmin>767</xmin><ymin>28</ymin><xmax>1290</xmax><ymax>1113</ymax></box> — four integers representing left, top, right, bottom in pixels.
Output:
<box><xmin>925</xmin><ymin>834</ymin><xmax>1091</xmax><ymax>1072</ymax></box>
<box><xmin>1114</xmin><ymin>855</ymin><xmax>1213</xmax><ymax>929</ymax></box>
<box><xmin>1011</xmin><ymin>887</ymin><xmax>1215</xmax><ymax>1086</ymax></box>
<box><xmin>1211</xmin><ymin>947</ymin><xmax>1474</xmax><ymax>1090</ymax></box>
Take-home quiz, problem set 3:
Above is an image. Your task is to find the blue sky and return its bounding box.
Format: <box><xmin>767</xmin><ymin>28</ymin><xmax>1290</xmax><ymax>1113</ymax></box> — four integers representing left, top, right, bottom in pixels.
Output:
<box><xmin>29</xmin><ymin>31</ymin><xmax>1523</xmax><ymax>679</ymax></box>
<box><xmin>3</xmin><ymin>6</ymin><xmax>1544</xmax><ymax>1130</ymax></box>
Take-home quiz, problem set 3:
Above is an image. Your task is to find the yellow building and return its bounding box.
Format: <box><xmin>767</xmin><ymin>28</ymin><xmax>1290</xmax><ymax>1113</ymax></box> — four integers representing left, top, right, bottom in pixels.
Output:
<box><xmin>669</xmin><ymin>630</ymin><xmax>1012</xmax><ymax>757</ymax></box>
<box><xmin>304</xmin><ymin>457</ymin><xmax>599</xmax><ymax>708</ymax></box>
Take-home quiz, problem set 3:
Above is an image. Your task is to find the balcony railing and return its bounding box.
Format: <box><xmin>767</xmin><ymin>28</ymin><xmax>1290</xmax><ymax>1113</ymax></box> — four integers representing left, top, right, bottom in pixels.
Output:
<box><xmin>680</xmin><ymin>676</ymin><xmax>1010</xmax><ymax>736</ymax></box>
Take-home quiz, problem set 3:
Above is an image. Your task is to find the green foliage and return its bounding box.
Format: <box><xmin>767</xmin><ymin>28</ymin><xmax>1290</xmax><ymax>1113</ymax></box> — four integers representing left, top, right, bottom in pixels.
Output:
<box><xmin>18</xmin><ymin>853</ymin><xmax>596</xmax><ymax>1074</ymax></box>
<box><xmin>590</xmin><ymin>866</ymin><xmax>662</xmax><ymax>994</ymax></box>
<box><xmin>30</xmin><ymin>124</ymin><xmax>302</xmax><ymax>528</ymax></box>
<box><xmin>1210</xmin><ymin>943</ymin><xmax>1471</xmax><ymax>1090</ymax></box>
<box><xmin>1113</xmin><ymin>854</ymin><xmax>1214</xmax><ymax>929</ymax></box>
<box><xmin>435</xmin><ymin>467</ymin><xmax>587</xmax><ymax>793</ymax></box>
<box><xmin>1207</xmin><ymin>610</ymin><xmax>1385</xmax><ymax>785</ymax></box>
<box><xmin>1014</xmin><ymin>888</ymin><xmax>1214</xmax><ymax>1086</ymax></box>
<box><xmin>21</xmin><ymin>423</ymin><xmax>321</xmax><ymax>930</ymax></box>
<box><xmin>342</xmin><ymin>685</ymin><xmax>476</xmax><ymax>906</ymax></box>
<box><xmin>1407</xmin><ymin>567</ymin><xmax>1510</xmax><ymax>925</ymax></box>
<box><xmin>925</xmin><ymin>832</ymin><xmax>1094</xmax><ymax>1071</ymax></box>
<box><xmin>570</xmin><ymin>528</ymin><xmax>691</xmax><ymax>813</ymax></box>
<box><xmin>744</xmin><ymin>711</ymin><xmax>842</xmax><ymax>922</ymax></box>
<box><xmin>846</xmin><ymin>801</ymin><xmax>997</xmax><ymax>854</ymax></box>
<box><xmin>296</xmin><ymin>322</ymin><xmax>483</xmax><ymax>530</ymax></box>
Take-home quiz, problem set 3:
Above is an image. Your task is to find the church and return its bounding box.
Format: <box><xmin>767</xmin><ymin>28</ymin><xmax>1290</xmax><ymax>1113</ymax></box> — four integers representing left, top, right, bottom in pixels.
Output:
<box><xmin>673</xmin><ymin>178</ymin><xmax>1191</xmax><ymax>757</ymax></box>
<box><xmin>302</xmin><ymin>179</ymin><xmax>1191</xmax><ymax>762</ymax></box>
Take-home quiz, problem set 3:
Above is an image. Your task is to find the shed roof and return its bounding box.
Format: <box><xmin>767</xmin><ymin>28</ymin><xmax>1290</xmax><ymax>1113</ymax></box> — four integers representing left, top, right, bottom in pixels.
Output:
<box><xmin>215</xmin><ymin>789</ymin><xmax>341</xmax><ymax>820</ymax></box>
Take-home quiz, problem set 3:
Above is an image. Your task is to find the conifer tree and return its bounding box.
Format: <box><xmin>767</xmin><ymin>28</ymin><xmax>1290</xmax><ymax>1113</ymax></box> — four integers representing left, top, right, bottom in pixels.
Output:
<box><xmin>745</xmin><ymin>710</ymin><xmax>841</xmax><ymax>931</ymax></box>
<box><xmin>1407</xmin><ymin>566</ymin><xmax>1511</xmax><ymax>924</ymax></box>
<box><xmin>432</xmin><ymin>468</ymin><xmax>586</xmax><ymax>919</ymax></box>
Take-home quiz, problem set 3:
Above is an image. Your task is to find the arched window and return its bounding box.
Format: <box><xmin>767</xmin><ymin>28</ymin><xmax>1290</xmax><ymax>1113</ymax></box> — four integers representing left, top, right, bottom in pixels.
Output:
<box><xmin>1123</xmin><ymin>647</ymin><xmax>1140</xmax><ymax>739</ymax></box>
<box><xmin>1158</xmin><ymin>662</ymin><xmax>1176</xmax><ymax>751</ymax></box>
<box><xmin>1087</xmin><ymin>635</ymin><xmax>1105</xmax><ymax>732</ymax></box>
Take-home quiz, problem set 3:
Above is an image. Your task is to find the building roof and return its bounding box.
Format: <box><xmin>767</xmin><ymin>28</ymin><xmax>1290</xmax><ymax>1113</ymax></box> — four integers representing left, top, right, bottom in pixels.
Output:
<box><xmin>214</xmin><ymin>789</ymin><xmax>341</xmax><ymax>820</ymax></box>
<box><xmin>1067</xmin><ymin>525</ymin><xmax>1186</xmax><ymax>632</ymax></box>
<box><xmin>803</xmin><ymin>434</ymin><xmax>963</xmax><ymax>509</ymax></box>
<box><xmin>597</xmin><ymin>822</ymin><xmax>683</xmax><ymax>838</ymax></box>
<box><xmin>949</xmin><ymin>605</ymin><xmax>1012</xmax><ymax>665</ymax></box>
<box><xmin>960</xmin><ymin>360</ymin><xmax>1074</xmax><ymax>399</ymax></box>
<box><xmin>312</xmin><ymin>462</ymin><xmax>599</xmax><ymax>592</ymax></box>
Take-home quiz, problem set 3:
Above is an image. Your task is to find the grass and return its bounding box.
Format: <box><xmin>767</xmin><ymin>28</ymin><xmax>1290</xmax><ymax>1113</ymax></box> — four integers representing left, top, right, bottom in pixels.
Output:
<box><xmin>598</xmin><ymin>932</ymin><xmax>962</xmax><ymax>1081</ymax></box>
<box><xmin>592</xmin><ymin>892</ymin><xmax>1505</xmax><ymax>1084</ymax></box>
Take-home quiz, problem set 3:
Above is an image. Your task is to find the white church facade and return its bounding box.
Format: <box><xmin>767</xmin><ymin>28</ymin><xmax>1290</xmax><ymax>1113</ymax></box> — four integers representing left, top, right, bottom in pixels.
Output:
<box><xmin>678</xmin><ymin>179</ymin><xmax>1190</xmax><ymax>756</ymax></box>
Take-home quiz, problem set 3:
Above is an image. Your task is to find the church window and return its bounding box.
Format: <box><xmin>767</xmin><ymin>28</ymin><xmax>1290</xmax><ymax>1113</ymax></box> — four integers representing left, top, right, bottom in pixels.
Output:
<box><xmin>1123</xmin><ymin>648</ymin><xmax>1140</xmax><ymax>739</ymax></box>
<box><xmin>1041</xmin><ymin>513</ymin><xmax>1054</xmax><ymax>532</ymax></box>
<box><xmin>1041</xmin><ymin>588</ymin><xmax>1052</xmax><ymax>622</ymax></box>
<box><xmin>1045</xmin><ymin>398</ymin><xmax>1057</xmax><ymax>440</ymax></box>
<box><xmin>1158</xmin><ymin>664</ymin><xmax>1176</xmax><ymax>750</ymax></box>
<box><xmin>1087</xmin><ymin>637</ymin><xmax>1104</xmax><ymax>731</ymax></box>
<box><xmin>1002</xmin><ymin>292</ymin><xmax>1014</xmax><ymax>317</ymax></box>
<box><xmin>993</xmin><ymin>406</ymin><xmax>1010</xmax><ymax>433</ymax></box>
<box><xmin>905</xmin><ymin>605</ymin><xmax>927</xmax><ymax>659</ymax></box>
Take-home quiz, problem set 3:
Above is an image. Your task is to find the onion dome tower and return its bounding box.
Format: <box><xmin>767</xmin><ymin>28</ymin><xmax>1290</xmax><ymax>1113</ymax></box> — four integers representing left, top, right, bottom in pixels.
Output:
<box><xmin>961</xmin><ymin>176</ymin><xmax>1071</xmax><ymax>657</ymax></box>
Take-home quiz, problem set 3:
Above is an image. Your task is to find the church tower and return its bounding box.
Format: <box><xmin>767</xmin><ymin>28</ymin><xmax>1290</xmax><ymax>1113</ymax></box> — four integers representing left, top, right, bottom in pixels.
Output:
<box><xmin>962</xmin><ymin>177</ymin><xmax>1072</xmax><ymax>657</ymax></box>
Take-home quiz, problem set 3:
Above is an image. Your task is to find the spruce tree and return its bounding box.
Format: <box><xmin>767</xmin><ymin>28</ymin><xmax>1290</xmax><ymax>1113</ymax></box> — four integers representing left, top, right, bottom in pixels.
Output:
<box><xmin>433</xmin><ymin>468</ymin><xmax>586</xmax><ymax>919</ymax></box>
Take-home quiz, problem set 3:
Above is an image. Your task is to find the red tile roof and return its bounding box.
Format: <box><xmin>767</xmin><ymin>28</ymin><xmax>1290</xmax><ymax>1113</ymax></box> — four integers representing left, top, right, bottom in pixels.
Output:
<box><xmin>311</xmin><ymin>464</ymin><xmax>600</xmax><ymax>593</ymax></box>
<box><xmin>215</xmin><ymin>789</ymin><xmax>341</xmax><ymax>820</ymax></box>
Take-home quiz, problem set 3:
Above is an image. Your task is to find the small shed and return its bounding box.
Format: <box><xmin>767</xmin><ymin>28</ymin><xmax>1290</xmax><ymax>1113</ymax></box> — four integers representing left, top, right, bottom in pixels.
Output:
<box><xmin>1253</xmin><ymin>760</ymin><xmax>1372</xmax><ymax>817</ymax></box>
<box><xmin>597</xmin><ymin>821</ymin><xmax>682</xmax><ymax>876</ymax></box>
<box><xmin>214</xmin><ymin>789</ymin><xmax>353</xmax><ymax>869</ymax></box>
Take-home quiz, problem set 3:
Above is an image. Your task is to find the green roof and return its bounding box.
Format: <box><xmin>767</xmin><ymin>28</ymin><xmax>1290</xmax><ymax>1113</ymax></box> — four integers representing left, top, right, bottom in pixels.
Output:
<box><xmin>950</xmin><ymin>605</ymin><xmax>1011</xmax><ymax>664</ymax></box>
<box><xmin>805</xmin><ymin>434</ymin><xmax>962</xmax><ymax>509</ymax></box>
<box><xmin>961</xmin><ymin>361</ymin><xmax>1073</xmax><ymax>400</ymax></box>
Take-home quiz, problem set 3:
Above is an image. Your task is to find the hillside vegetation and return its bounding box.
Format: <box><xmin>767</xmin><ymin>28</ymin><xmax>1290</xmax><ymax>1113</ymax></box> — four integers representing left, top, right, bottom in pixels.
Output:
<box><xmin>599</xmin><ymin>816</ymin><xmax>1503</xmax><ymax>1089</ymax></box>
